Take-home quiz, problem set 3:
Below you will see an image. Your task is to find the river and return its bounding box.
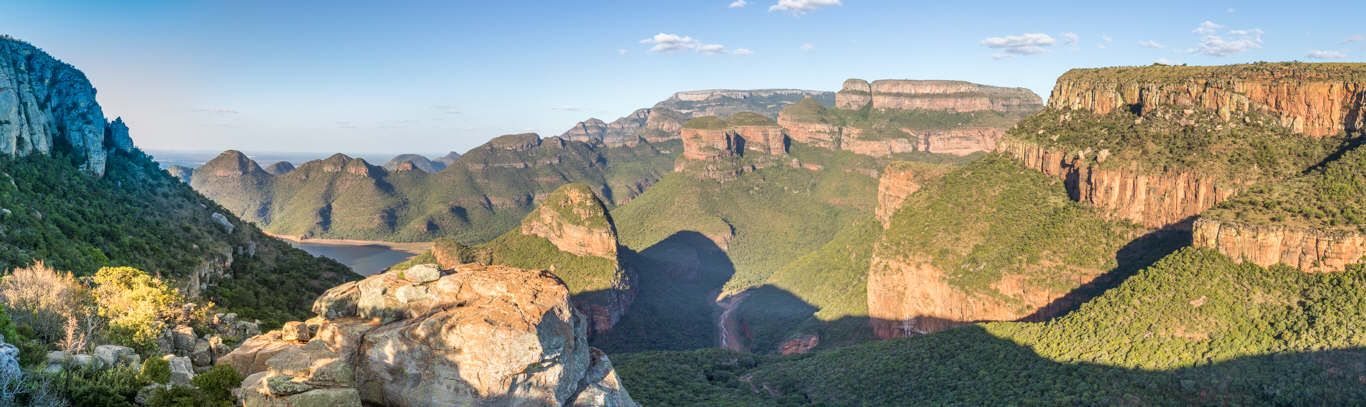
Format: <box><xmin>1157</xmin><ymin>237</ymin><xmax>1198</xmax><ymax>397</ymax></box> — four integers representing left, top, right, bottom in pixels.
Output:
<box><xmin>282</xmin><ymin>238</ymin><xmax>431</xmax><ymax>276</ymax></box>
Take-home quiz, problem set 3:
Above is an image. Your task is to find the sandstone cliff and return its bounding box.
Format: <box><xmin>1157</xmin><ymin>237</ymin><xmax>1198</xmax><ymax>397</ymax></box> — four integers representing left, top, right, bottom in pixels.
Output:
<box><xmin>0</xmin><ymin>37</ymin><xmax>134</xmax><ymax>176</ymax></box>
<box><xmin>1193</xmin><ymin>219</ymin><xmax>1366</xmax><ymax>272</ymax></box>
<box><xmin>995</xmin><ymin>138</ymin><xmax>1240</xmax><ymax>229</ymax></box>
<box><xmin>1048</xmin><ymin>63</ymin><xmax>1366</xmax><ymax>138</ymax></box>
<box><xmin>676</xmin><ymin>114</ymin><xmax>790</xmax><ymax>181</ymax></box>
<box><xmin>874</xmin><ymin>161</ymin><xmax>951</xmax><ymax>228</ymax></box>
<box><xmin>835</xmin><ymin>79</ymin><xmax>1043</xmax><ymax>113</ymax></box>
<box><xmin>222</xmin><ymin>263</ymin><xmax>638</xmax><ymax>407</ymax></box>
<box><xmin>779</xmin><ymin>78</ymin><xmax>1039</xmax><ymax>158</ymax></box>
<box><xmin>655</xmin><ymin>88</ymin><xmax>834</xmax><ymax>119</ymax></box>
<box><xmin>520</xmin><ymin>183</ymin><xmax>620</xmax><ymax>259</ymax></box>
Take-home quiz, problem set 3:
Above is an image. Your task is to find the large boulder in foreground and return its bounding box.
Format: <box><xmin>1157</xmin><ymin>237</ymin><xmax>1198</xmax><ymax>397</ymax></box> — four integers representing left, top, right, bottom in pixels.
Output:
<box><xmin>222</xmin><ymin>263</ymin><xmax>637</xmax><ymax>407</ymax></box>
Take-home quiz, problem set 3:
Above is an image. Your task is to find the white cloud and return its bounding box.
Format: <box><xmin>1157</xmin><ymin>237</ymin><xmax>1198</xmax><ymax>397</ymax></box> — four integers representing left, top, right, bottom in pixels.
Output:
<box><xmin>1186</xmin><ymin>21</ymin><xmax>1262</xmax><ymax>56</ymax></box>
<box><xmin>1341</xmin><ymin>34</ymin><xmax>1366</xmax><ymax>44</ymax></box>
<box><xmin>733</xmin><ymin>48</ymin><xmax>754</xmax><ymax>55</ymax></box>
<box><xmin>1193</xmin><ymin>20</ymin><xmax>1223</xmax><ymax>35</ymax></box>
<box><xmin>1098</xmin><ymin>34</ymin><xmax>1112</xmax><ymax>49</ymax></box>
<box><xmin>1062</xmin><ymin>32</ymin><xmax>1079</xmax><ymax>46</ymax></box>
<box><xmin>769</xmin><ymin>0</ymin><xmax>841</xmax><ymax>14</ymax></box>
<box><xmin>1139</xmin><ymin>40</ymin><xmax>1165</xmax><ymax>49</ymax></box>
<box><xmin>981</xmin><ymin>33</ymin><xmax>1056</xmax><ymax>57</ymax></box>
<box><xmin>697</xmin><ymin>44</ymin><xmax>728</xmax><ymax>54</ymax></box>
<box><xmin>800</xmin><ymin>43</ymin><xmax>814</xmax><ymax>51</ymax></box>
<box><xmin>1226</xmin><ymin>7</ymin><xmax>1236</xmax><ymax>13</ymax></box>
<box><xmin>729</xmin><ymin>0</ymin><xmax>747</xmax><ymax>7</ymax></box>
<box><xmin>552</xmin><ymin>106</ymin><xmax>582</xmax><ymax>112</ymax></box>
<box><xmin>639</xmin><ymin>32</ymin><xmax>742</xmax><ymax>55</ymax></box>
<box><xmin>640</xmin><ymin>33</ymin><xmax>700</xmax><ymax>52</ymax></box>
<box><xmin>617</xmin><ymin>49</ymin><xmax>629</xmax><ymax>55</ymax></box>
<box><xmin>1307</xmin><ymin>50</ymin><xmax>1347</xmax><ymax>59</ymax></box>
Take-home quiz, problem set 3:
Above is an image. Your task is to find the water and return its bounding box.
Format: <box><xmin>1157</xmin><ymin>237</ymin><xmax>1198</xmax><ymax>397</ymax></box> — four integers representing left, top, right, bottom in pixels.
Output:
<box><xmin>287</xmin><ymin>241</ymin><xmax>418</xmax><ymax>276</ymax></box>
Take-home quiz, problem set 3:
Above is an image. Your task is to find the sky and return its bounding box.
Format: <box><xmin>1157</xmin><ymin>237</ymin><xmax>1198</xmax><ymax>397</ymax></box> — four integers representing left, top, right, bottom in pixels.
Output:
<box><xmin>4</xmin><ymin>0</ymin><xmax>1365</xmax><ymax>155</ymax></box>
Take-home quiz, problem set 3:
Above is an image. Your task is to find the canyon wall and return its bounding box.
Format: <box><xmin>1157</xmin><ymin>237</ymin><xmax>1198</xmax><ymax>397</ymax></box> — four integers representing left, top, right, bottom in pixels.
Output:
<box><xmin>676</xmin><ymin>116</ymin><xmax>789</xmax><ymax>181</ymax></box>
<box><xmin>1194</xmin><ymin>219</ymin><xmax>1366</xmax><ymax>273</ymax></box>
<box><xmin>996</xmin><ymin>138</ymin><xmax>1239</xmax><ymax>229</ymax></box>
<box><xmin>1048</xmin><ymin>64</ymin><xmax>1366</xmax><ymax>138</ymax></box>
<box><xmin>836</xmin><ymin>79</ymin><xmax>1043</xmax><ymax>113</ymax></box>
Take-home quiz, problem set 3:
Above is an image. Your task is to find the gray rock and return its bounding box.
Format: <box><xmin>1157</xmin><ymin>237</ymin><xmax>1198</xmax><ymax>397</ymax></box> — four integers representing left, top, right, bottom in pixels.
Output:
<box><xmin>191</xmin><ymin>338</ymin><xmax>213</xmax><ymax>367</ymax></box>
<box><xmin>136</xmin><ymin>383</ymin><xmax>172</xmax><ymax>405</ymax></box>
<box><xmin>400</xmin><ymin>263</ymin><xmax>441</xmax><ymax>283</ymax></box>
<box><xmin>170</xmin><ymin>325</ymin><xmax>196</xmax><ymax>356</ymax></box>
<box><xmin>163</xmin><ymin>355</ymin><xmax>194</xmax><ymax>386</ymax></box>
<box><xmin>0</xmin><ymin>339</ymin><xmax>20</xmax><ymax>380</ymax></box>
<box><xmin>210</xmin><ymin>212</ymin><xmax>234</xmax><ymax>233</ymax></box>
<box><xmin>93</xmin><ymin>344</ymin><xmax>139</xmax><ymax>368</ymax></box>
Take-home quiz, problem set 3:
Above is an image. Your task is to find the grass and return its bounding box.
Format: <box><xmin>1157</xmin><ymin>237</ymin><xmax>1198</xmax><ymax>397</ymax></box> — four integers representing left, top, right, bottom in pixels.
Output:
<box><xmin>780</xmin><ymin>96</ymin><xmax>1031</xmax><ymax>138</ymax></box>
<box><xmin>1056</xmin><ymin>62</ymin><xmax>1366</xmax><ymax>83</ymax></box>
<box><xmin>1204</xmin><ymin>141</ymin><xmax>1366</xmax><ymax>231</ymax></box>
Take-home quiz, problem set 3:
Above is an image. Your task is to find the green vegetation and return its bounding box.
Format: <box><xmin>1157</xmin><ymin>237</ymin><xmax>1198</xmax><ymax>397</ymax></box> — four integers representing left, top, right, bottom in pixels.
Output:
<box><xmin>0</xmin><ymin>150</ymin><xmax>353</xmax><ymax>328</ymax></box>
<box><xmin>653</xmin><ymin>90</ymin><xmax>834</xmax><ymax>120</ymax></box>
<box><xmin>1205</xmin><ymin>142</ymin><xmax>1366</xmax><ymax>231</ymax></box>
<box><xmin>880</xmin><ymin>155</ymin><xmax>1142</xmax><ymax>300</ymax></box>
<box><xmin>480</xmin><ymin>232</ymin><xmax>622</xmax><ymax>305</ymax></box>
<box><xmin>683</xmin><ymin>116</ymin><xmax>728</xmax><ymax>130</ymax></box>
<box><xmin>616</xmin><ymin>248</ymin><xmax>1366</xmax><ymax>405</ymax></box>
<box><xmin>723</xmin><ymin>112</ymin><xmax>777</xmax><ymax>126</ymax></box>
<box><xmin>1007</xmin><ymin>106</ymin><xmax>1349</xmax><ymax>184</ymax></box>
<box><xmin>193</xmin><ymin>137</ymin><xmax>678</xmax><ymax>244</ymax></box>
<box><xmin>1057</xmin><ymin>62</ymin><xmax>1366</xmax><ymax>83</ymax></box>
<box><xmin>92</xmin><ymin>267</ymin><xmax>185</xmax><ymax>353</ymax></box>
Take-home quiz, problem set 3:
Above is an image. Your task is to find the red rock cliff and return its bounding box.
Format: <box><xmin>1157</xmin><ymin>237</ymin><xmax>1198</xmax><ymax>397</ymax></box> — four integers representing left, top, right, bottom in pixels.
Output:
<box><xmin>836</xmin><ymin>79</ymin><xmax>1043</xmax><ymax>113</ymax></box>
<box><xmin>1048</xmin><ymin>64</ymin><xmax>1366</xmax><ymax>138</ymax></box>
<box><xmin>1193</xmin><ymin>219</ymin><xmax>1366</xmax><ymax>273</ymax></box>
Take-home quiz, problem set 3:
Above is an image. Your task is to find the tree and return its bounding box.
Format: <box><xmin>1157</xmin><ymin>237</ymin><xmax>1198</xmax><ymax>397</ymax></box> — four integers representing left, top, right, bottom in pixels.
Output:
<box><xmin>91</xmin><ymin>267</ymin><xmax>183</xmax><ymax>352</ymax></box>
<box><xmin>0</xmin><ymin>261</ymin><xmax>90</xmax><ymax>343</ymax></box>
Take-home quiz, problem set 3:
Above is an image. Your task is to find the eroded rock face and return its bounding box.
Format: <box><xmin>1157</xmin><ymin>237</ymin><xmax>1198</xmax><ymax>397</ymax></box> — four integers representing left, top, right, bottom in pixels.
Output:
<box><xmin>520</xmin><ymin>184</ymin><xmax>619</xmax><ymax>259</ymax></box>
<box><xmin>561</xmin><ymin>118</ymin><xmax>609</xmax><ymax>143</ymax></box>
<box><xmin>997</xmin><ymin>138</ymin><xmax>1239</xmax><ymax>229</ymax></box>
<box><xmin>1049</xmin><ymin>64</ymin><xmax>1366</xmax><ymax>138</ymax></box>
<box><xmin>223</xmin><ymin>264</ymin><xmax>637</xmax><ymax>407</ymax></box>
<box><xmin>875</xmin><ymin>163</ymin><xmax>929</xmax><ymax>228</ymax></box>
<box><xmin>680</xmin><ymin>128</ymin><xmax>738</xmax><ymax>161</ymax></box>
<box><xmin>836</xmin><ymin>79</ymin><xmax>1043</xmax><ymax>113</ymax></box>
<box><xmin>1193</xmin><ymin>219</ymin><xmax>1366</xmax><ymax>273</ymax></box>
<box><xmin>0</xmin><ymin>37</ymin><xmax>134</xmax><ymax>176</ymax></box>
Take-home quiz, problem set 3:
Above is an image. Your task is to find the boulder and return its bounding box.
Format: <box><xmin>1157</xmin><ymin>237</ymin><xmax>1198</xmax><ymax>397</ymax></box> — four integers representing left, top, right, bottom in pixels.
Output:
<box><xmin>0</xmin><ymin>337</ymin><xmax>20</xmax><ymax>379</ymax></box>
<box><xmin>397</xmin><ymin>263</ymin><xmax>440</xmax><ymax>284</ymax></box>
<box><xmin>225</xmin><ymin>263</ymin><xmax>638</xmax><ymax>406</ymax></box>
<box><xmin>280</xmin><ymin>321</ymin><xmax>310</xmax><ymax>343</ymax></box>
<box><xmin>191</xmin><ymin>338</ymin><xmax>214</xmax><ymax>367</ymax></box>
<box><xmin>211</xmin><ymin>212</ymin><xmax>235</xmax><ymax>233</ymax></box>
<box><xmin>93</xmin><ymin>344</ymin><xmax>140</xmax><ymax>368</ymax></box>
<box><xmin>163</xmin><ymin>355</ymin><xmax>195</xmax><ymax>386</ymax></box>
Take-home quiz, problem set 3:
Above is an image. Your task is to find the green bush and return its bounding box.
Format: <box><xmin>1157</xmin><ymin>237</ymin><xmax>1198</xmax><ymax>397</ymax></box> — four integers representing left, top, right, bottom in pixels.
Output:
<box><xmin>190</xmin><ymin>365</ymin><xmax>243</xmax><ymax>402</ymax></box>
<box><xmin>58</xmin><ymin>365</ymin><xmax>147</xmax><ymax>407</ymax></box>
<box><xmin>139</xmin><ymin>358</ymin><xmax>171</xmax><ymax>385</ymax></box>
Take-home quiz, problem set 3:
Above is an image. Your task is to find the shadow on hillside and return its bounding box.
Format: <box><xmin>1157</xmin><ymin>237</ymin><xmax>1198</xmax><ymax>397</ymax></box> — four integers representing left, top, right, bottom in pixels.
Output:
<box><xmin>591</xmin><ymin>231</ymin><xmax>736</xmax><ymax>353</ymax></box>
<box><xmin>642</xmin><ymin>324</ymin><xmax>1366</xmax><ymax>406</ymax></box>
<box><xmin>1020</xmin><ymin>226</ymin><xmax>1190</xmax><ymax>322</ymax></box>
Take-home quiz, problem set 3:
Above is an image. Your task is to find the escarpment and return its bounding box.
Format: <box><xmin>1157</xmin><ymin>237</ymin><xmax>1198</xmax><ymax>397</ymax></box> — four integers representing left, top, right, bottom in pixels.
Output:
<box><xmin>0</xmin><ymin>37</ymin><xmax>134</xmax><ymax>176</ymax></box>
<box><xmin>778</xmin><ymin>79</ymin><xmax>1040</xmax><ymax>158</ymax></box>
<box><xmin>874</xmin><ymin>161</ymin><xmax>952</xmax><ymax>228</ymax></box>
<box><xmin>1048</xmin><ymin>63</ymin><xmax>1366</xmax><ymax>138</ymax></box>
<box><xmin>867</xmin><ymin>156</ymin><xmax>1145</xmax><ymax>338</ymax></box>
<box><xmin>676</xmin><ymin>113</ymin><xmax>790</xmax><ymax>181</ymax></box>
<box><xmin>836</xmin><ymin>79</ymin><xmax>1043</xmax><ymax>113</ymax></box>
<box><xmin>222</xmin><ymin>263</ymin><xmax>638</xmax><ymax>407</ymax></box>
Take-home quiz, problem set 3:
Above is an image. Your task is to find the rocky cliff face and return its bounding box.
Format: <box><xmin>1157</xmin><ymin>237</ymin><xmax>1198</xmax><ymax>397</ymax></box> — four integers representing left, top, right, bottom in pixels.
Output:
<box><xmin>1193</xmin><ymin>219</ymin><xmax>1366</xmax><ymax>272</ymax></box>
<box><xmin>1048</xmin><ymin>63</ymin><xmax>1366</xmax><ymax>138</ymax></box>
<box><xmin>676</xmin><ymin>115</ymin><xmax>789</xmax><ymax>181</ymax></box>
<box><xmin>874</xmin><ymin>162</ymin><xmax>950</xmax><ymax>228</ymax></box>
<box><xmin>655</xmin><ymin>88</ymin><xmax>834</xmax><ymax>119</ymax></box>
<box><xmin>382</xmin><ymin>154</ymin><xmax>445</xmax><ymax>173</ymax></box>
<box><xmin>222</xmin><ymin>263</ymin><xmax>638</xmax><ymax>407</ymax></box>
<box><xmin>520</xmin><ymin>184</ymin><xmax>619</xmax><ymax>259</ymax></box>
<box><xmin>835</xmin><ymin>79</ymin><xmax>1043</xmax><ymax>113</ymax></box>
<box><xmin>0</xmin><ymin>37</ymin><xmax>133</xmax><ymax>176</ymax></box>
<box><xmin>996</xmin><ymin>138</ymin><xmax>1240</xmax><ymax>229</ymax></box>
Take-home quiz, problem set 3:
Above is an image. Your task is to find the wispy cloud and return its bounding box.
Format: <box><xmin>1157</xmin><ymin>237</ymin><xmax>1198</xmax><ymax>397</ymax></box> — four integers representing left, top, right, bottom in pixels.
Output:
<box><xmin>1307</xmin><ymin>50</ymin><xmax>1347</xmax><ymax>59</ymax></box>
<box><xmin>769</xmin><ymin>0</ymin><xmax>841</xmax><ymax>14</ymax></box>
<box><xmin>1061</xmin><ymin>32</ymin><xmax>1079</xmax><ymax>47</ymax></box>
<box><xmin>1098</xmin><ymin>34</ymin><xmax>1112</xmax><ymax>49</ymax></box>
<box><xmin>552</xmin><ymin>106</ymin><xmax>582</xmax><ymax>112</ymax></box>
<box><xmin>733</xmin><ymin>48</ymin><xmax>754</xmax><ymax>55</ymax></box>
<box><xmin>800</xmin><ymin>43</ymin><xmax>814</xmax><ymax>52</ymax></box>
<box><xmin>982</xmin><ymin>33</ymin><xmax>1056</xmax><ymax>59</ymax></box>
<box><xmin>1341</xmin><ymin>34</ymin><xmax>1366</xmax><ymax>44</ymax></box>
<box><xmin>192</xmin><ymin>108</ymin><xmax>239</xmax><ymax>115</ymax></box>
<box><xmin>729</xmin><ymin>0</ymin><xmax>747</xmax><ymax>8</ymax></box>
<box><xmin>617</xmin><ymin>49</ymin><xmax>629</xmax><ymax>55</ymax></box>
<box><xmin>1139</xmin><ymin>40</ymin><xmax>1165</xmax><ymax>49</ymax></box>
<box><xmin>1186</xmin><ymin>21</ymin><xmax>1262</xmax><ymax>56</ymax></box>
<box><xmin>640</xmin><ymin>33</ymin><xmax>742</xmax><ymax>54</ymax></box>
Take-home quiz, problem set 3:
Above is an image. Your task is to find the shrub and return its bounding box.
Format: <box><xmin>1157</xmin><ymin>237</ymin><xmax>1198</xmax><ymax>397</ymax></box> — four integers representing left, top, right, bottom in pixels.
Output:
<box><xmin>139</xmin><ymin>358</ymin><xmax>171</xmax><ymax>385</ymax></box>
<box><xmin>0</xmin><ymin>261</ymin><xmax>90</xmax><ymax>343</ymax></box>
<box><xmin>190</xmin><ymin>365</ymin><xmax>242</xmax><ymax>401</ymax></box>
<box><xmin>92</xmin><ymin>267</ymin><xmax>183</xmax><ymax>352</ymax></box>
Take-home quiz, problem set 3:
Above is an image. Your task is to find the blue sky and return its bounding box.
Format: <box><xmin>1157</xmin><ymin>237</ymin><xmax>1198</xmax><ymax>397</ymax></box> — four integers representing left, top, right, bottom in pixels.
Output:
<box><xmin>4</xmin><ymin>0</ymin><xmax>1363</xmax><ymax>155</ymax></box>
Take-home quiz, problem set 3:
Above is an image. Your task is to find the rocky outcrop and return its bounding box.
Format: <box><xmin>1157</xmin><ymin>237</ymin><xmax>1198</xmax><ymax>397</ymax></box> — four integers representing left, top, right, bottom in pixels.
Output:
<box><xmin>775</xmin><ymin>112</ymin><xmax>840</xmax><ymax>149</ymax></box>
<box><xmin>520</xmin><ymin>184</ymin><xmax>619</xmax><ymax>259</ymax></box>
<box><xmin>166</xmin><ymin>165</ymin><xmax>194</xmax><ymax>183</ymax></box>
<box><xmin>562</xmin><ymin>108</ymin><xmax>687</xmax><ymax>147</ymax></box>
<box><xmin>1049</xmin><ymin>63</ymin><xmax>1366</xmax><ymax>138</ymax></box>
<box><xmin>561</xmin><ymin>118</ymin><xmax>609</xmax><ymax>143</ymax></box>
<box><xmin>263</xmin><ymin>161</ymin><xmax>295</xmax><ymax>175</ymax></box>
<box><xmin>680</xmin><ymin>127</ymin><xmax>738</xmax><ymax>161</ymax></box>
<box><xmin>1193</xmin><ymin>219</ymin><xmax>1366</xmax><ymax>272</ymax></box>
<box><xmin>0</xmin><ymin>37</ymin><xmax>134</xmax><ymax>176</ymax></box>
<box><xmin>432</xmin><ymin>151</ymin><xmax>462</xmax><ymax>167</ymax></box>
<box><xmin>996</xmin><ymin>138</ymin><xmax>1240</xmax><ymax>229</ymax></box>
<box><xmin>487</xmin><ymin>132</ymin><xmax>543</xmax><ymax>151</ymax></box>
<box><xmin>875</xmin><ymin>162</ymin><xmax>950</xmax><ymax>228</ymax></box>
<box><xmin>222</xmin><ymin>263</ymin><xmax>638</xmax><ymax>407</ymax></box>
<box><xmin>655</xmin><ymin>89</ymin><xmax>834</xmax><ymax>119</ymax></box>
<box><xmin>382</xmin><ymin>154</ymin><xmax>445</xmax><ymax>173</ymax></box>
<box><xmin>200</xmin><ymin>150</ymin><xmax>270</xmax><ymax>178</ymax></box>
<box><xmin>836</xmin><ymin>79</ymin><xmax>1043</xmax><ymax>113</ymax></box>
<box><xmin>679</xmin><ymin>114</ymin><xmax>788</xmax><ymax>161</ymax></box>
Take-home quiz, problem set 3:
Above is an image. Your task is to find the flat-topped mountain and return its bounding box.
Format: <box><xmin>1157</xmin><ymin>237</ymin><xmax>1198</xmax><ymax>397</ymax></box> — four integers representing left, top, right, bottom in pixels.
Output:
<box><xmin>657</xmin><ymin>89</ymin><xmax>834</xmax><ymax>119</ymax></box>
<box><xmin>835</xmin><ymin>79</ymin><xmax>1043</xmax><ymax>113</ymax></box>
